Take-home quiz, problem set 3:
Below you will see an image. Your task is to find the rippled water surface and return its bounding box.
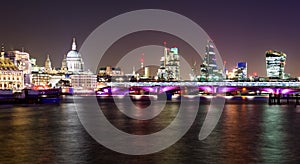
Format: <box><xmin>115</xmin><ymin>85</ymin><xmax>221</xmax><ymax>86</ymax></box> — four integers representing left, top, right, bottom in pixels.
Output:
<box><xmin>0</xmin><ymin>98</ymin><xmax>300</xmax><ymax>163</ymax></box>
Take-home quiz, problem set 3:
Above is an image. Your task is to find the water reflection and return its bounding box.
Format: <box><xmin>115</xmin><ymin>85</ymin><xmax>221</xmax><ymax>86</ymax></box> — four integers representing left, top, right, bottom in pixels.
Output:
<box><xmin>221</xmin><ymin>104</ymin><xmax>263</xmax><ymax>163</ymax></box>
<box><xmin>0</xmin><ymin>101</ymin><xmax>300</xmax><ymax>163</ymax></box>
<box><xmin>260</xmin><ymin>105</ymin><xmax>289</xmax><ymax>163</ymax></box>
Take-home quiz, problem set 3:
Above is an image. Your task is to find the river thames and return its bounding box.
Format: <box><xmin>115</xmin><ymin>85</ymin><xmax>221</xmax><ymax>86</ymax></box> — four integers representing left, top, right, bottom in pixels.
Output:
<box><xmin>0</xmin><ymin>97</ymin><xmax>300</xmax><ymax>163</ymax></box>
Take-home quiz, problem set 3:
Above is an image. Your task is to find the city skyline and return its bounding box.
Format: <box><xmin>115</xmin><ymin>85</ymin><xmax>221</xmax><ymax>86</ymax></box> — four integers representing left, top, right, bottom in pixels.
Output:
<box><xmin>0</xmin><ymin>0</ymin><xmax>300</xmax><ymax>76</ymax></box>
<box><xmin>2</xmin><ymin>37</ymin><xmax>296</xmax><ymax>81</ymax></box>
<box><xmin>1</xmin><ymin>1</ymin><xmax>300</xmax><ymax>162</ymax></box>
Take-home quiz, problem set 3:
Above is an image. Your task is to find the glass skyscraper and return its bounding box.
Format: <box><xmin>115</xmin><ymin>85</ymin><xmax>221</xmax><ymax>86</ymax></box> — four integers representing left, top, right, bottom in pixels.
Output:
<box><xmin>200</xmin><ymin>40</ymin><xmax>222</xmax><ymax>81</ymax></box>
<box><xmin>157</xmin><ymin>47</ymin><xmax>180</xmax><ymax>81</ymax></box>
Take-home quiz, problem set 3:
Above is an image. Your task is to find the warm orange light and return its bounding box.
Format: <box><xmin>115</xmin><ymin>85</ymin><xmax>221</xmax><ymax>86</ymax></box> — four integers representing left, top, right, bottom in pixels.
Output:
<box><xmin>33</xmin><ymin>85</ymin><xmax>49</xmax><ymax>90</ymax></box>
<box><xmin>242</xmin><ymin>88</ymin><xmax>247</xmax><ymax>91</ymax></box>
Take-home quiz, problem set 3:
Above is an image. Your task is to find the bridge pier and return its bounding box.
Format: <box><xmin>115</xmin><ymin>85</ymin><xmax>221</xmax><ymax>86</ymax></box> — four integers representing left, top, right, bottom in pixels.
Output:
<box><xmin>269</xmin><ymin>93</ymin><xmax>281</xmax><ymax>105</ymax></box>
<box><xmin>269</xmin><ymin>93</ymin><xmax>274</xmax><ymax>105</ymax></box>
<box><xmin>269</xmin><ymin>93</ymin><xmax>300</xmax><ymax>106</ymax></box>
<box><xmin>276</xmin><ymin>93</ymin><xmax>281</xmax><ymax>105</ymax></box>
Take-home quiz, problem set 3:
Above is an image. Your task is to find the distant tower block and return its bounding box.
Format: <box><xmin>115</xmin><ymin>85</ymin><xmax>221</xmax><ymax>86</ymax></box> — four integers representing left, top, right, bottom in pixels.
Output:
<box><xmin>144</xmin><ymin>66</ymin><xmax>150</xmax><ymax>78</ymax></box>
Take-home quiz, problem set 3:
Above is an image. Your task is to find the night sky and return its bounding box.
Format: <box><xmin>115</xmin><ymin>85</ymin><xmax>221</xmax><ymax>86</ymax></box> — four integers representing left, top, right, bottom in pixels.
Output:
<box><xmin>1</xmin><ymin>0</ymin><xmax>300</xmax><ymax>77</ymax></box>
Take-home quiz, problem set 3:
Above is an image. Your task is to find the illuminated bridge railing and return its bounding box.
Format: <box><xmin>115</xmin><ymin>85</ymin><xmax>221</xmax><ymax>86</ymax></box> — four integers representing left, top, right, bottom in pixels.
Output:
<box><xmin>106</xmin><ymin>82</ymin><xmax>300</xmax><ymax>87</ymax></box>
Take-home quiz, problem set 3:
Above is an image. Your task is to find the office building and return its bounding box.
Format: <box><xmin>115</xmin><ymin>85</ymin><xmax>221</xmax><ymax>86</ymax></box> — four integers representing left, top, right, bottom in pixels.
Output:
<box><xmin>157</xmin><ymin>46</ymin><xmax>180</xmax><ymax>81</ymax></box>
<box><xmin>236</xmin><ymin>62</ymin><xmax>247</xmax><ymax>80</ymax></box>
<box><xmin>200</xmin><ymin>40</ymin><xmax>223</xmax><ymax>81</ymax></box>
<box><xmin>266</xmin><ymin>50</ymin><xmax>286</xmax><ymax>79</ymax></box>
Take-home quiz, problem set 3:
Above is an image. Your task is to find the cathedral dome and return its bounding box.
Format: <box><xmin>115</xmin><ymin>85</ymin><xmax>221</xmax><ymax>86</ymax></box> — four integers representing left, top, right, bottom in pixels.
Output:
<box><xmin>65</xmin><ymin>37</ymin><xmax>84</xmax><ymax>73</ymax></box>
<box><xmin>67</xmin><ymin>50</ymin><xmax>81</xmax><ymax>58</ymax></box>
<box><xmin>66</xmin><ymin>38</ymin><xmax>81</xmax><ymax>58</ymax></box>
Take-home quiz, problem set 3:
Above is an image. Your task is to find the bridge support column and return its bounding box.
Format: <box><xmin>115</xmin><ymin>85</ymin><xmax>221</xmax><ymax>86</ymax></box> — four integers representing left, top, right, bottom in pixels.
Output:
<box><xmin>166</xmin><ymin>92</ymin><xmax>172</xmax><ymax>100</ymax></box>
<box><xmin>212</xmin><ymin>86</ymin><xmax>218</xmax><ymax>96</ymax></box>
<box><xmin>269</xmin><ymin>93</ymin><xmax>274</xmax><ymax>105</ymax></box>
<box><xmin>276</xmin><ymin>93</ymin><xmax>281</xmax><ymax>105</ymax></box>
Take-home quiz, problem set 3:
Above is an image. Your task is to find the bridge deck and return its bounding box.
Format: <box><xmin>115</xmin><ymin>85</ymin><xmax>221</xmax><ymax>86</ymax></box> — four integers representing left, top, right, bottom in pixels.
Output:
<box><xmin>105</xmin><ymin>82</ymin><xmax>300</xmax><ymax>87</ymax></box>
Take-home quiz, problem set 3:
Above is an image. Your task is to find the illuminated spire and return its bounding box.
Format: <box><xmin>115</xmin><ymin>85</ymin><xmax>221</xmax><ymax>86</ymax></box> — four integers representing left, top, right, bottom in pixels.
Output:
<box><xmin>45</xmin><ymin>54</ymin><xmax>52</xmax><ymax>73</ymax></box>
<box><xmin>0</xmin><ymin>44</ymin><xmax>4</xmax><ymax>59</ymax></box>
<box><xmin>1</xmin><ymin>43</ymin><xmax>4</xmax><ymax>52</ymax></box>
<box><xmin>61</xmin><ymin>54</ymin><xmax>67</xmax><ymax>72</ymax></box>
<box><xmin>72</xmin><ymin>37</ymin><xmax>77</xmax><ymax>51</ymax></box>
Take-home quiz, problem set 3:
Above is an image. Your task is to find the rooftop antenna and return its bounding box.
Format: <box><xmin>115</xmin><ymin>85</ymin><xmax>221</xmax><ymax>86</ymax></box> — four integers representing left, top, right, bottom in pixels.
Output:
<box><xmin>163</xmin><ymin>41</ymin><xmax>167</xmax><ymax>67</ymax></box>
<box><xmin>140</xmin><ymin>53</ymin><xmax>144</xmax><ymax>68</ymax></box>
<box><xmin>132</xmin><ymin>66</ymin><xmax>136</xmax><ymax>75</ymax></box>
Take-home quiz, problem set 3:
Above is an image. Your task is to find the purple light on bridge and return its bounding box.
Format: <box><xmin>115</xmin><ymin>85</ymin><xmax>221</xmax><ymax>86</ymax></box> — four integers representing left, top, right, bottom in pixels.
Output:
<box><xmin>263</xmin><ymin>88</ymin><xmax>274</xmax><ymax>94</ymax></box>
<box><xmin>162</xmin><ymin>86</ymin><xmax>177</xmax><ymax>92</ymax></box>
<box><xmin>143</xmin><ymin>87</ymin><xmax>154</xmax><ymax>92</ymax></box>
<box><xmin>220</xmin><ymin>87</ymin><xmax>236</xmax><ymax>93</ymax></box>
<box><xmin>199</xmin><ymin>86</ymin><xmax>212</xmax><ymax>93</ymax></box>
<box><xmin>111</xmin><ymin>87</ymin><xmax>119</xmax><ymax>93</ymax></box>
<box><xmin>281</xmin><ymin>89</ymin><xmax>292</xmax><ymax>94</ymax></box>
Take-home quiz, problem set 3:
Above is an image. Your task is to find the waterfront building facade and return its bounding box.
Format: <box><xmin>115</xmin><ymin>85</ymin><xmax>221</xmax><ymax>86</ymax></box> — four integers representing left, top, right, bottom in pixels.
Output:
<box><xmin>97</xmin><ymin>66</ymin><xmax>124</xmax><ymax>82</ymax></box>
<box><xmin>31</xmin><ymin>73</ymin><xmax>50</xmax><ymax>87</ymax></box>
<box><xmin>6</xmin><ymin>50</ymin><xmax>31</xmax><ymax>85</ymax></box>
<box><xmin>98</xmin><ymin>66</ymin><xmax>123</xmax><ymax>77</ymax></box>
<box><xmin>0</xmin><ymin>58</ymin><xmax>23</xmax><ymax>91</ymax></box>
<box><xmin>70</xmin><ymin>72</ymin><xmax>97</xmax><ymax>93</ymax></box>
